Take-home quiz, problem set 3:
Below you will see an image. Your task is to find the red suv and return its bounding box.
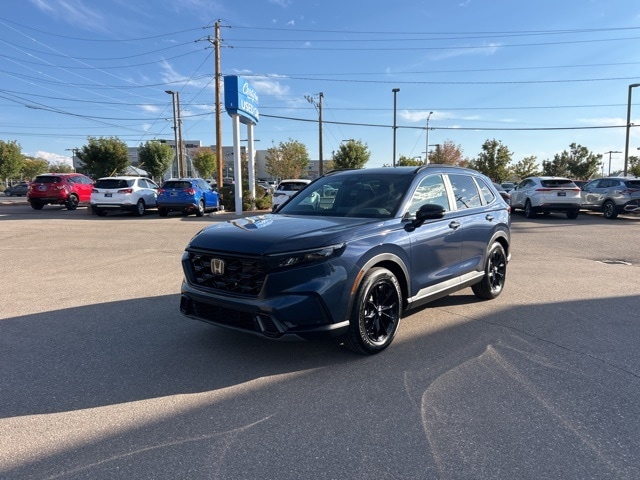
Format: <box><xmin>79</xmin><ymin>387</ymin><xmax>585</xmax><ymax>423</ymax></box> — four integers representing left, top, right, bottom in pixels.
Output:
<box><xmin>27</xmin><ymin>173</ymin><xmax>94</xmax><ymax>210</ymax></box>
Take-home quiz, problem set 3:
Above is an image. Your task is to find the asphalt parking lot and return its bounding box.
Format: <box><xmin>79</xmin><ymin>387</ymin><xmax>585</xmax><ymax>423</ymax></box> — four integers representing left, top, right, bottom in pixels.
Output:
<box><xmin>1</xmin><ymin>200</ymin><xmax>640</xmax><ymax>479</ymax></box>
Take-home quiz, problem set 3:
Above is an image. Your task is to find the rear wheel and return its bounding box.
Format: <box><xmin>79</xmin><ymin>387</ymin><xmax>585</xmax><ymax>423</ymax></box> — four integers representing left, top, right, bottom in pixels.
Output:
<box><xmin>4</xmin><ymin>191</ymin><xmax>11</xmax><ymax>197</ymax></box>
<box><xmin>602</xmin><ymin>200</ymin><xmax>618</xmax><ymax>219</ymax></box>
<box><xmin>524</xmin><ymin>200</ymin><xmax>536</xmax><ymax>218</ymax></box>
<box><xmin>134</xmin><ymin>199</ymin><xmax>145</xmax><ymax>216</ymax></box>
<box><xmin>66</xmin><ymin>194</ymin><xmax>79</xmax><ymax>210</ymax></box>
<box><xmin>158</xmin><ymin>207</ymin><xmax>169</xmax><ymax>217</ymax></box>
<box><xmin>92</xmin><ymin>206</ymin><xmax>107</xmax><ymax>216</ymax></box>
<box><xmin>30</xmin><ymin>202</ymin><xmax>44</xmax><ymax>210</ymax></box>
<box><xmin>343</xmin><ymin>267</ymin><xmax>402</xmax><ymax>355</ymax></box>
<box><xmin>195</xmin><ymin>200</ymin><xmax>205</xmax><ymax>217</ymax></box>
<box><xmin>566</xmin><ymin>209</ymin><xmax>579</xmax><ymax>219</ymax></box>
<box><xmin>472</xmin><ymin>242</ymin><xmax>507</xmax><ymax>300</ymax></box>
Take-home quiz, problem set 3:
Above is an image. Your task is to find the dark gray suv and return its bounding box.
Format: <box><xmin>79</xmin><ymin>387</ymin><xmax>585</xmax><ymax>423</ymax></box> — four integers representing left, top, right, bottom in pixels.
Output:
<box><xmin>180</xmin><ymin>166</ymin><xmax>511</xmax><ymax>354</ymax></box>
<box><xmin>581</xmin><ymin>177</ymin><xmax>640</xmax><ymax>219</ymax></box>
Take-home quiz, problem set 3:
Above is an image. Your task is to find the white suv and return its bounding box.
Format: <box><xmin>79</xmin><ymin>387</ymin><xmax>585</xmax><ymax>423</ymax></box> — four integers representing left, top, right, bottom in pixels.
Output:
<box><xmin>510</xmin><ymin>176</ymin><xmax>581</xmax><ymax>219</ymax></box>
<box><xmin>271</xmin><ymin>179</ymin><xmax>311</xmax><ymax>210</ymax></box>
<box><xmin>90</xmin><ymin>176</ymin><xmax>159</xmax><ymax>216</ymax></box>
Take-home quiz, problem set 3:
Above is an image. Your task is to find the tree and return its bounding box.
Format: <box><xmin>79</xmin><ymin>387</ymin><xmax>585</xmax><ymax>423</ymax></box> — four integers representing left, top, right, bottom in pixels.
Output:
<box><xmin>49</xmin><ymin>163</ymin><xmax>74</xmax><ymax>173</ymax></box>
<box><xmin>265</xmin><ymin>139</ymin><xmax>310</xmax><ymax>179</ymax></box>
<box><xmin>628</xmin><ymin>156</ymin><xmax>640</xmax><ymax>177</ymax></box>
<box><xmin>332</xmin><ymin>139</ymin><xmax>370</xmax><ymax>169</ymax></box>
<box><xmin>468</xmin><ymin>139</ymin><xmax>512</xmax><ymax>182</ymax></box>
<box><xmin>428</xmin><ymin>139</ymin><xmax>467</xmax><ymax>166</ymax></box>
<box><xmin>0</xmin><ymin>140</ymin><xmax>24</xmax><ymax>181</ymax></box>
<box><xmin>542</xmin><ymin>143</ymin><xmax>601</xmax><ymax>179</ymax></box>
<box><xmin>138</xmin><ymin>140</ymin><xmax>174</xmax><ymax>180</ymax></box>
<box><xmin>21</xmin><ymin>157</ymin><xmax>49</xmax><ymax>179</ymax></box>
<box><xmin>511</xmin><ymin>155</ymin><xmax>540</xmax><ymax>181</ymax></box>
<box><xmin>191</xmin><ymin>147</ymin><xmax>217</xmax><ymax>179</ymax></box>
<box><xmin>78</xmin><ymin>137</ymin><xmax>130</xmax><ymax>178</ymax></box>
<box><xmin>397</xmin><ymin>155</ymin><xmax>422</xmax><ymax>166</ymax></box>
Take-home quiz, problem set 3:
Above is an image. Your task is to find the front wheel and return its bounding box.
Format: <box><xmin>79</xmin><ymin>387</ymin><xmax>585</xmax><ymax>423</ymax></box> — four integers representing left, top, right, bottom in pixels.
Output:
<box><xmin>472</xmin><ymin>242</ymin><xmax>507</xmax><ymax>300</ymax></box>
<box><xmin>602</xmin><ymin>200</ymin><xmax>618</xmax><ymax>219</ymax></box>
<box><xmin>343</xmin><ymin>267</ymin><xmax>402</xmax><ymax>355</ymax></box>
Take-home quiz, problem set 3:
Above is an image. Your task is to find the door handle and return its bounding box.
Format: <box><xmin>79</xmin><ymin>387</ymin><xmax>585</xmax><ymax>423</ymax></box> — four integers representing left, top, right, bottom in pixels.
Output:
<box><xmin>485</xmin><ymin>214</ymin><xmax>494</xmax><ymax>221</ymax></box>
<box><xmin>449</xmin><ymin>221</ymin><xmax>461</xmax><ymax>230</ymax></box>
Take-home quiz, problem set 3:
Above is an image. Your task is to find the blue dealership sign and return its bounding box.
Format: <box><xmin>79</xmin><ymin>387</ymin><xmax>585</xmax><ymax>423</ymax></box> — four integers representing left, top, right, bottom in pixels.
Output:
<box><xmin>224</xmin><ymin>76</ymin><xmax>259</xmax><ymax>125</ymax></box>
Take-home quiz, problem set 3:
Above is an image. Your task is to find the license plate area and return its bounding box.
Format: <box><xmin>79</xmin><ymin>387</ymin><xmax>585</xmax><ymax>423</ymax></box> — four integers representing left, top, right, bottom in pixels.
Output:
<box><xmin>557</xmin><ymin>191</ymin><xmax>566</xmax><ymax>197</ymax></box>
<box><xmin>105</xmin><ymin>193</ymin><xmax>112</xmax><ymax>197</ymax></box>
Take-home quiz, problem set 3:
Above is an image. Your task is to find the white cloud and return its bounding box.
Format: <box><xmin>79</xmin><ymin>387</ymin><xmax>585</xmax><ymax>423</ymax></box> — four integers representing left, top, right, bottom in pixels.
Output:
<box><xmin>30</xmin><ymin>150</ymin><xmax>73</xmax><ymax>166</ymax></box>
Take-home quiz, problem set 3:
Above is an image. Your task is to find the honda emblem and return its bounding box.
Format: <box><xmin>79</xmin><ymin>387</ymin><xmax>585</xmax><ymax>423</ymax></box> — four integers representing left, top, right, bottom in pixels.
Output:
<box><xmin>210</xmin><ymin>258</ymin><xmax>225</xmax><ymax>275</ymax></box>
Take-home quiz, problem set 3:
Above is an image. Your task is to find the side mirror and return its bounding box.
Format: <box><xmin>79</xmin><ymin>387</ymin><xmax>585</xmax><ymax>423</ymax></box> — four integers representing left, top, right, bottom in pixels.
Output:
<box><xmin>406</xmin><ymin>203</ymin><xmax>446</xmax><ymax>231</ymax></box>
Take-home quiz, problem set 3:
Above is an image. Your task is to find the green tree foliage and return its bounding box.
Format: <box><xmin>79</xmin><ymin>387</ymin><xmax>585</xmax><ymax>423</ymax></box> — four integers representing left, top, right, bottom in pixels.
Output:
<box><xmin>138</xmin><ymin>140</ymin><xmax>174</xmax><ymax>180</ymax></box>
<box><xmin>265</xmin><ymin>139</ymin><xmax>310</xmax><ymax>179</ymax></box>
<box><xmin>397</xmin><ymin>155</ymin><xmax>422</xmax><ymax>166</ymax></box>
<box><xmin>78</xmin><ymin>136</ymin><xmax>130</xmax><ymax>178</ymax></box>
<box><xmin>0</xmin><ymin>140</ymin><xmax>24</xmax><ymax>180</ymax></box>
<box><xmin>428</xmin><ymin>140</ymin><xmax>467</xmax><ymax>166</ymax></box>
<box><xmin>628</xmin><ymin>156</ymin><xmax>640</xmax><ymax>177</ymax></box>
<box><xmin>48</xmin><ymin>162</ymin><xmax>74</xmax><ymax>173</ymax></box>
<box><xmin>331</xmin><ymin>139</ymin><xmax>370</xmax><ymax>169</ymax></box>
<box><xmin>21</xmin><ymin>157</ymin><xmax>49</xmax><ymax>179</ymax></box>
<box><xmin>468</xmin><ymin>139</ymin><xmax>512</xmax><ymax>182</ymax></box>
<box><xmin>542</xmin><ymin>143</ymin><xmax>601</xmax><ymax>180</ymax></box>
<box><xmin>511</xmin><ymin>155</ymin><xmax>541</xmax><ymax>181</ymax></box>
<box><xmin>191</xmin><ymin>147</ymin><xmax>217</xmax><ymax>179</ymax></box>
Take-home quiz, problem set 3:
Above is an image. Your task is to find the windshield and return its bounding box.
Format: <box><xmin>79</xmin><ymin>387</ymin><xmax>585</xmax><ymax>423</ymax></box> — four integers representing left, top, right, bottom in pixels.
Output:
<box><xmin>277</xmin><ymin>173</ymin><xmax>411</xmax><ymax>218</ymax></box>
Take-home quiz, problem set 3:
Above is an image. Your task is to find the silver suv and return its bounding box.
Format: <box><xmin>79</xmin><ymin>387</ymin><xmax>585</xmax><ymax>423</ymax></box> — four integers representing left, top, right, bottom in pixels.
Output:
<box><xmin>581</xmin><ymin>177</ymin><xmax>640</xmax><ymax>219</ymax></box>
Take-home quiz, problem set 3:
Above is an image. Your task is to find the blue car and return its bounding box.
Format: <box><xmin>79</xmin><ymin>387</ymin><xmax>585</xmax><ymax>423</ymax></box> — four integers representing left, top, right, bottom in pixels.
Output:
<box><xmin>180</xmin><ymin>166</ymin><xmax>511</xmax><ymax>354</ymax></box>
<box><xmin>157</xmin><ymin>178</ymin><xmax>220</xmax><ymax>217</ymax></box>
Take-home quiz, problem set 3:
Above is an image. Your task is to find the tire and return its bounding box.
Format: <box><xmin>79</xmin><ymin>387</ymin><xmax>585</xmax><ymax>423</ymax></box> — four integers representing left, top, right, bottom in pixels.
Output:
<box><xmin>30</xmin><ymin>202</ymin><xmax>44</xmax><ymax>210</ymax></box>
<box><xmin>524</xmin><ymin>200</ymin><xmax>536</xmax><ymax>218</ymax></box>
<box><xmin>66</xmin><ymin>194</ymin><xmax>79</xmax><ymax>210</ymax></box>
<box><xmin>343</xmin><ymin>267</ymin><xmax>402</xmax><ymax>355</ymax></box>
<box><xmin>566</xmin><ymin>210</ymin><xmax>579</xmax><ymax>219</ymax></box>
<box><xmin>4</xmin><ymin>191</ymin><xmax>11</xmax><ymax>197</ymax></box>
<box><xmin>602</xmin><ymin>200</ymin><xmax>618</xmax><ymax>219</ymax></box>
<box><xmin>472</xmin><ymin>242</ymin><xmax>507</xmax><ymax>300</ymax></box>
<box><xmin>195</xmin><ymin>199</ymin><xmax>205</xmax><ymax>217</ymax></box>
<box><xmin>158</xmin><ymin>207</ymin><xmax>169</xmax><ymax>217</ymax></box>
<box><xmin>134</xmin><ymin>199</ymin><xmax>145</xmax><ymax>216</ymax></box>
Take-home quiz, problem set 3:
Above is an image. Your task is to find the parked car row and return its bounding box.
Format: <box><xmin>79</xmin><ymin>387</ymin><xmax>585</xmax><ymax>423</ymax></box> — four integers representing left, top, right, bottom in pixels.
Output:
<box><xmin>509</xmin><ymin>175</ymin><xmax>640</xmax><ymax>220</ymax></box>
<box><xmin>20</xmin><ymin>173</ymin><xmax>221</xmax><ymax>217</ymax></box>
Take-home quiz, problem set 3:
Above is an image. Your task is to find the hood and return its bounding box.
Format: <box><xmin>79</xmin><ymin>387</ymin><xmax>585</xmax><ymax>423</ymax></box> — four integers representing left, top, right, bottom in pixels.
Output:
<box><xmin>187</xmin><ymin>213</ymin><xmax>377</xmax><ymax>254</ymax></box>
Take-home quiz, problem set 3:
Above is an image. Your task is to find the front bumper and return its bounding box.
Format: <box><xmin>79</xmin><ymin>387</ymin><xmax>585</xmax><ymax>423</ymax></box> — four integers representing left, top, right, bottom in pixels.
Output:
<box><xmin>180</xmin><ymin>281</ymin><xmax>350</xmax><ymax>340</ymax></box>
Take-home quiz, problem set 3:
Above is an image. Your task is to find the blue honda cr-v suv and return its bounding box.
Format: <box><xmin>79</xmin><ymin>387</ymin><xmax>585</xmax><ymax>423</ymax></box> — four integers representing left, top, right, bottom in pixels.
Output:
<box><xmin>180</xmin><ymin>165</ymin><xmax>511</xmax><ymax>354</ymax></box>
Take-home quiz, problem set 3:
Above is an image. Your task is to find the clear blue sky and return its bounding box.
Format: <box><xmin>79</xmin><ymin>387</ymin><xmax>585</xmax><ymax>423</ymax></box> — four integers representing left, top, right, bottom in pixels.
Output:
<box><xmin>1</xmin><ymin>0</ymin><xmax>640</xmax><ymax>174</ymax></box>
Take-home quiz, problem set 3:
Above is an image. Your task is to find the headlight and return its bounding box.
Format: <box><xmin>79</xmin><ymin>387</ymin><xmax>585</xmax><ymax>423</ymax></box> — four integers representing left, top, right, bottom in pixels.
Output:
<box><xmin>266</xmin><ymin>243</ymin><xmax>345</xmax><ymax>269</ymax></box>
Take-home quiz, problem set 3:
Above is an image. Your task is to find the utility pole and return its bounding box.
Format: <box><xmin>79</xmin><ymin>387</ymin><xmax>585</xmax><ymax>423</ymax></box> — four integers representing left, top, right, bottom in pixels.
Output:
<box><xmin>210</xmin><ymin>21</ymin><xmax>223</xmax><ymax>188</ymax></box>
<box><xmin>305</xmin><ymin>92</ymin><xmax>324</xmax><ymax>176</ymax></box>
<box><xmin>165</xmin><ymin>90</ymin><xmax>180</xmax><ymax>176</ymax></box>
<box><xmin>603</xmin><ymin>150</ymin><xmax>621</xmax><ymax>176</ymax></box>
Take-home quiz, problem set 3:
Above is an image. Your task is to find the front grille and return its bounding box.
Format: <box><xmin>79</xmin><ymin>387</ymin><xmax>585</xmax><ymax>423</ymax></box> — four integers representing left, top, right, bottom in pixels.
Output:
<box><xmin>187</xmin><ymin>251</ymin><xmax>268</xmax><ymax>296</ymax></box>
<box><xmin>191</xmin><ymin>300</ymin><xmax>258</xmax><ymax>332</ymax></box>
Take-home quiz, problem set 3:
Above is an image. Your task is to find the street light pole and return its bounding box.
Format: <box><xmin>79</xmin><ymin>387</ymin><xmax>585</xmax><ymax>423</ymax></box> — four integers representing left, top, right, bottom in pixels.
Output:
<box><xmin>392</xmin><ymin>88</ymin><xmax>400</xmax><ymax>167</ymax></box>
<box><xmin>603</xmin><ymin>150</ymin><xmax>621</xmax><ymax>176</ymax></box>
<box><xmin>425</xmin><ymin>111</ymin><xmax>433</xmax><ymax>164</ymax></box>
<box><xmin>623</xmin><ymin>83</ymin><xmax>640</xmax><ymax>177</ymax></box>
<box><xmin>65</xmin><ymin>148</ymin><xmax>78</xmax><ymax>172</ymax></box>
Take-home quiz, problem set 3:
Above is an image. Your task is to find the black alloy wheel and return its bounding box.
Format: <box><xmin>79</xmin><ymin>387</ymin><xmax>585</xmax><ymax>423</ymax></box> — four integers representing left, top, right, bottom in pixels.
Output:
<box><xmin>344</xmin><ymin>267</ymin><xmax>402</xmax><ymax>355</ymax></box>
<box><xmin>472</xmin><ymin>242</ymin><xmax>507</xmax><ymax>300</ymax></box>
<box><xmin>66</xmin><ymin>194</ymin><xmax>79</xmax><ymax>210</ymax></box>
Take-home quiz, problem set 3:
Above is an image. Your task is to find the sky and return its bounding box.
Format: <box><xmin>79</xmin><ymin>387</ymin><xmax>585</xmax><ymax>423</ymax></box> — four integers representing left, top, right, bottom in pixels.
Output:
<box><xmin>1</xmin><ymin>0</ymin><xmax>640</xmax><ymax>174</ymax></box>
